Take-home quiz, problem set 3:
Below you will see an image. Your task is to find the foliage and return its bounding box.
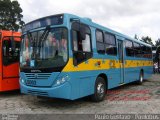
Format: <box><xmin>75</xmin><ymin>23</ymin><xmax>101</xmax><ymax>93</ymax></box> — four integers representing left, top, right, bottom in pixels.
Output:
<box><xmin>141</xmin><ymin>36</ymin><xmax>154</xmax><ymax>46</ymax></box>
<box><xmin>155</xmin><ymin>38</ymin><xmax>160</xmax><ymax>47</ymax></box>
<box><xmin>134</xmin><ymin>34</ymin><xmax>139</xmax><ymax>40</ymax></box>
<box><xmin>0</xmin><ymin>0</ymin><xmax>25</xmax><ymax>31</ymax></box>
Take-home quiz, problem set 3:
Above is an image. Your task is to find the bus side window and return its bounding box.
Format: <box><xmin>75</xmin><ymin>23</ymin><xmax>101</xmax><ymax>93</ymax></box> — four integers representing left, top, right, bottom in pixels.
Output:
<box><xmin>104</xmin><ymin>33</ymin><xmax>117</xmax><ymax>55</ymax></box>
<box><xmin>3</xmin><ymin>37</ymin><xmax>20</xmax><ymax>66</ymax></box>
<box><xmin>133</xmin><ymin>42</ymin><xmax>141</xmax><ymax>58</ymax></box>
<box><xmin>71</xmin><ymin>23</ymin><xmax>92</xmax><ymax>66</ymax></box>
<box><xmin>96</xmin><ymin>30</ymin><xmax>105</xmax><ymax>54</ymax></box>
<box><xmin>125</xmin><ymin>40</ymin><xmax>134</xmax><ymax>57</ymax></box>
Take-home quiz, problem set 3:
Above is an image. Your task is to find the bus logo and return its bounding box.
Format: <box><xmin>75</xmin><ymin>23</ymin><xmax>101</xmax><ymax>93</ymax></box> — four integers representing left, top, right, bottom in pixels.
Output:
<box><xmin>34</xmin><ymin>74</ymin><xmax>38</xmax><ymax>79</ymax></box>
<box><xmin>31</xmin><ymin>70</ymin><xmax>42</xmax><ymax>73</ymax></box>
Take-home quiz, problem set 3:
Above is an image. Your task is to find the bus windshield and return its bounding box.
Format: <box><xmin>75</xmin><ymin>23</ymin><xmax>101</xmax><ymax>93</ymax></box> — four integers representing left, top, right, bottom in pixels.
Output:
<box><xmin>20</xmin><ymin>27</ymin><xmax>68</xmax><ymax>70</ymax></box>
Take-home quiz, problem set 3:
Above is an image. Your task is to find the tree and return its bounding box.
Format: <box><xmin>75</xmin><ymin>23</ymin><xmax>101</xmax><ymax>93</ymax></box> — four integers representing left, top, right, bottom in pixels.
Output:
<box><xmin>155</xmin><ymin>38</ymin><xmax>160</xmax><ymax>47</ymax></box>
<box><xmin>141</xmin><ymin>36</ymin><xmax>154</xmax><ymax>46</ymax></box>
<box><xmin>0</xmin><ymin>0</ymin><xmax>25</xmax><ymax>31</ymax></box>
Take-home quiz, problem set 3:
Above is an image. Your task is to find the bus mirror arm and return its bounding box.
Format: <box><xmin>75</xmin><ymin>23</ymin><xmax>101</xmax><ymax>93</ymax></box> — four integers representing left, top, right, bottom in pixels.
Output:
<box><xmin>70</xmin><ymin>18</ymin><xmax>86</xmax><ymax>40</ymax></box>
<box><xmin>80</xmin><ymin>26</ymin><xmax>86</xmax><ymax>40</ymax></box>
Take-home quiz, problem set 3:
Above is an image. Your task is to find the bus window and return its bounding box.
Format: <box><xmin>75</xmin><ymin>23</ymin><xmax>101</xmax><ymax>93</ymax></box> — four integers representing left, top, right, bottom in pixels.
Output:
<box><xmin>104</xmin><ymin>33</ymin><xmax>117</xmax><ymax>56</ymax></box>
<box><xmin>96</xmin><ymin>30</ymin><xmax>105</xmax><ymax>54</ymax></box>
<box><xmin>82</xmin><ymin>34</ymin><xmax>91</xmax><ymax>52</ymax></box>
<box><xmin>125</xmin><ymin>40</ymin><xmax>134</xmax><ymax>57</ymax></box>
<box><xmin>3</xmin><ymin>37</ymin><xmax>20</xmax><ymax>66</ymax></box>
<box><xmin>133</xmin><ymin>42</ymin><xmax>141</xmax><ymax>57</ymax></box>
<box><xmin>72</xmin><ymin>23</ymin><xmax>92</xmax><ymax>65</ymax></box>
<box><xmin>140</xmin><ymin>44</ymin><xmax>145</xmax><ymax>58</ymax></box>
<box><xmin>146</xmin><ymin>46</ymin><xmax>152</xmax><ymax>59</ymax></box>
<box><xmin>72</xmin><ymin>30</ymin><xmax>78</xmax><ymax>51</ymax></box>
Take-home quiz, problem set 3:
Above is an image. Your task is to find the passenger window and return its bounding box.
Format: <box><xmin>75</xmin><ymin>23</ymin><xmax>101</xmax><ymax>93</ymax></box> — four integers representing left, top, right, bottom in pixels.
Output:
<box><xmin>145</xmin><ymin>46</ymin><xmax>152</xmax><ymax>59</ymax></box>
<box><xmin>125</xmin><ymin>40</ymin><xmax>134</xmax><ymax>57</ymax></box>
<box><xmin>96</xmin><ymin>30</ymin><xmax>103</xmax><ymax>42</ymax></box>
<box><xmin>104</xmin><ymin>33</ymin><xmax>116</xmax><ymax>45</ymax></box>
<box><xmin>133</xmin><ymin>42</ymin><xmax>141</xmax><ymax>57</ymax></box>
<box><xmin>104</xmin><ymin>33</ymin><xmax>117</xmax><ymax>55</ymax></box>
<box><xmin>96</xmin><ymin>30</ymin><xmax>105</xmax><ymax>54</ymax></box>
<box><xmin>96</xmin><ymin>31</ymin><xmax>117</xmax><ymax>55</ymax></box>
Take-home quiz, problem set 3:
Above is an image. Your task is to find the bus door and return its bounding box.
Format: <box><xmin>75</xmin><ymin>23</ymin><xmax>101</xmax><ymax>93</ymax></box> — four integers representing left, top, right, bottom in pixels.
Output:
<box><xmin>2</xmin><ymin>37</ymin><xmax>20</xmax><ymax>79</ymax></box>
<box><xmin>118</xmin><ymin>40</ymin><xmax>125</xmax><ymax>84</ymax></box>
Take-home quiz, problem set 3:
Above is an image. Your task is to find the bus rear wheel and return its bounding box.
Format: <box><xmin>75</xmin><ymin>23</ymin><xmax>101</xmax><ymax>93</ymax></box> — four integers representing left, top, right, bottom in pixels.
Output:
<box><xmin>91</xmin><ymin>77</ymin><xmax>106</xmax><ymax>102</ymax></box>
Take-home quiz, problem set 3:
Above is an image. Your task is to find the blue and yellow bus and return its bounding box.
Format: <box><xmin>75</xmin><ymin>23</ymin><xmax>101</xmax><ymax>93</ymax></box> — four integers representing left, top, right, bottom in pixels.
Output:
<box><xmin>20</xmin><ymin>13</ymin><xmax>153</xmax><ymax>102</ymax></box>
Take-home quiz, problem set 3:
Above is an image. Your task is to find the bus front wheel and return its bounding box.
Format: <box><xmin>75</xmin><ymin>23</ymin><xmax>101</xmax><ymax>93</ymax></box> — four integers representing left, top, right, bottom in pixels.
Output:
<box><xmin>91</xmin><ymin>77</ymin><xmax>106</xmax><ymax>102</ymax></box>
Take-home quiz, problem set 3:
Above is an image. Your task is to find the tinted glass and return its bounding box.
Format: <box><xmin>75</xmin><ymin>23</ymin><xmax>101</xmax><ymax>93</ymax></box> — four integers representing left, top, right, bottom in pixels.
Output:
<box><xmin>96</xmin><ymin>30</ymin><xmax>103</xmax><ymax>42</ymax></box>
<box><xmin>125</xmin><ymin>40</ymin><xmax>134</xmax><ymax>57</ymax></box>
<box><xmin>3</xmin><ymin>37</ymin><xmax>20</xmax><ymax>66</ymax></box>
<box><xmin>104</xmin><ymin>33</ymin><xmax>116</xmax><ymax>45</ymax></box>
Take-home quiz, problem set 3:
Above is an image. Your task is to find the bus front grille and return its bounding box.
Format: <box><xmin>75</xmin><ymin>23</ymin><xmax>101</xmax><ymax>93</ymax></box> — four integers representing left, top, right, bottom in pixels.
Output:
<box><xmin>24</xmin><ymin>73</ymin><xmax>52</xmax><ymax>80</ymax></box>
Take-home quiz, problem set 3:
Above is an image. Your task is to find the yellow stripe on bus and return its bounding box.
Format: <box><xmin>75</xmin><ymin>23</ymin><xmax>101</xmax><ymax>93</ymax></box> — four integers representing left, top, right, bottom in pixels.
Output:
<box><xmin>62</xmin><ymin>58</ymin><xmax>153</xmax><ymax>72</ymax></box>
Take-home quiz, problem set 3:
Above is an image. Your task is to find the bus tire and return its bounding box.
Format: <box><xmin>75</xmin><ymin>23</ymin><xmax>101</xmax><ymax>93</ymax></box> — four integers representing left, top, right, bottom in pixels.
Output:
<box><xmin>91</xmin><ymin>77</ymin><xmax>106</xmax><ymax>102</ymax></box>
<box><xmin>137</xmin><ymin>71</ymin><xmax>144</xmax><ymax>84</ymax></box>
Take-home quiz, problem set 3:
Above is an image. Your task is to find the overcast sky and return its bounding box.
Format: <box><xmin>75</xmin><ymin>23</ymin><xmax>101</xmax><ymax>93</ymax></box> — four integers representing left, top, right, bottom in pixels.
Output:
<box><xmin>17</xmin><ymin>0</ymin><xmax>160</xmax><ymax>43</ymax></box>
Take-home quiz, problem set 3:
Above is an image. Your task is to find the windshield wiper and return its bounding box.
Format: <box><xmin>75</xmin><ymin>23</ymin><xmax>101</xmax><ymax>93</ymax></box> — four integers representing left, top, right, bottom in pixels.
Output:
<box><xmin>37</xmin><ymin>26</ymin><xmax>51</xmax><ymax>59</ymax></box>
<box><xmin>40</xmin><ymin>26</ymin><xmax>50</xmax><ymax>41</ymax></box>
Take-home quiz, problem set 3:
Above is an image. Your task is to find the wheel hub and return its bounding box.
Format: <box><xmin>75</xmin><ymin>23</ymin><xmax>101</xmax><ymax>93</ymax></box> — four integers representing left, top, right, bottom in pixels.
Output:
<box><xmin>97</xmin><ymin>83</ymin><xmax>104</xmax><ymax>98</ymax></box>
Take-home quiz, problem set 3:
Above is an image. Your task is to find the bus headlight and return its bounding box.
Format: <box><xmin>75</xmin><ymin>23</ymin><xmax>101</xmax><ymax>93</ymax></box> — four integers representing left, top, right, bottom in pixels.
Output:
<box><xmin>20</xmin><ymin>77</ymin><xmax>25</xmax><ymax>84</ymax></box>
<box><xmin>54</xmin><ymin>75</ymin><xmax>70</xmax><ymax>86</ymax></box>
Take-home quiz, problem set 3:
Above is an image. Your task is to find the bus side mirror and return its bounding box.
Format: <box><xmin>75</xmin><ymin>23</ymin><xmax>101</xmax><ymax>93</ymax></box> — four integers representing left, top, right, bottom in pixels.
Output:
<box><xmin>80</xmin><ymin>26</ymin><xmax>86</xmax><ymax>40</ymax></box>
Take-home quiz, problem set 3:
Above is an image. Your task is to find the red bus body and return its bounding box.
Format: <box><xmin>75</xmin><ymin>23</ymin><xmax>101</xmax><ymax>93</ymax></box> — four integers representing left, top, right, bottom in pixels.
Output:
<box><xmin>0</xmin><ymin>30</ymin><xmax>21</xmax><ymax>91</ymax></box>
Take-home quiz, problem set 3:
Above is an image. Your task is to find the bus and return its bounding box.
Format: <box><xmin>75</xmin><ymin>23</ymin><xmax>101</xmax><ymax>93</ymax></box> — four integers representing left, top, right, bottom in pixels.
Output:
<box><xmin>0</xmin><ymin>30</ymin><xmax>21</xmax><ymax>91</ymax></box>
<box><xmin>20</xmin><ymin>13</ymin><xmax>153</xmax><ymax>102</ymax></box>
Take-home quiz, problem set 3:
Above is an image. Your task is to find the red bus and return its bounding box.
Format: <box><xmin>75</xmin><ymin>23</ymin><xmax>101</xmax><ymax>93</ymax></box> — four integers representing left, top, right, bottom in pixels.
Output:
<box><xmin>0</xmin><ymin>30</ymin><xmax>21</xmax><ymax>91</ymax></box>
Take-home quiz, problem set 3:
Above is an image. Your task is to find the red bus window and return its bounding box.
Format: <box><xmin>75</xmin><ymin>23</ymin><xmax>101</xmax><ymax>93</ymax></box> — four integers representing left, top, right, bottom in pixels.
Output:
<box><xmin>3</xmin><ymin>37</ymin><xmax>20</xmax><ymax>66</ymax></box>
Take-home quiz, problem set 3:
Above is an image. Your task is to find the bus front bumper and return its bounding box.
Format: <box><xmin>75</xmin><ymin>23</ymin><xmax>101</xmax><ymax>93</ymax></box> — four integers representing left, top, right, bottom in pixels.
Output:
<box><xmin>20</xmin><ymin>81</ymin><xmax>72</xmax><ymax>100</ymax></box>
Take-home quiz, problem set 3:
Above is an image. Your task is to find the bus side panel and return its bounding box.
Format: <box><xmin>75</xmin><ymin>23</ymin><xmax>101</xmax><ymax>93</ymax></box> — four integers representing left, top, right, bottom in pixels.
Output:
<box><xmin>71</xmin><ymin>71</ymin><xmax>96</xmax><ymax>99</ymax></box>
<box><xmin>3</xmin><ymin>63</ymin><xmax>19</xmax><ymax>78</ymax></box>
<box><xmin>69</xmin><ymin>69</ymin><xmax>122</xmax><ymax>99</ymax></box>
<box><xmin>107</xmin><ymin>69</ymin><xmax>121</xmax><ymax>89</ymax></box>
<box><xmin>143</xmin><ymin>66</ymin><xmax>153</xmax><ymax>79</ymax></box>
<box><xmin>125</xmin><ymin>67</ymin><xmax>138</xmax><ymax>82</ymax></box>
<box><xmin>1</xmin><ymin>78</ymin><xmax>19</xmax><ymax>91</ymax></box>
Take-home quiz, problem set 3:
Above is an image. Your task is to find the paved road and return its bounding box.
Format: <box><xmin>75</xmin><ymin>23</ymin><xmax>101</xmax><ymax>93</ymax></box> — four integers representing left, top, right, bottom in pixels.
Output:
<box><xmin>0</xmin><ymin>74</ymin><xmax>160</xmax><ymax>114</ymax></box>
